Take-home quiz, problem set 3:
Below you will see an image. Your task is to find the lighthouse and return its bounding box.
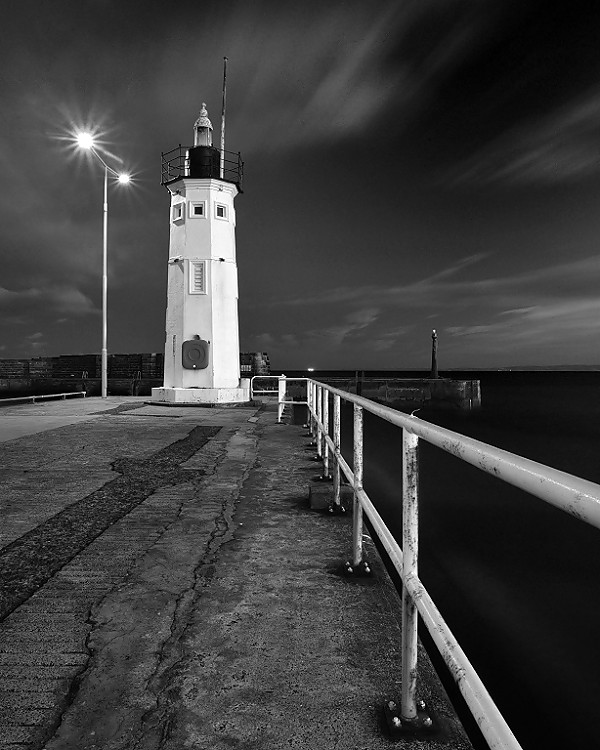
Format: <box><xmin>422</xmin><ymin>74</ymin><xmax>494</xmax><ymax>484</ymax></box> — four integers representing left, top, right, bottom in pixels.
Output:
<box><xmin>151</xmin><ymin>103</ymin><xmax>249</xmax><ymax>404</ymax></box>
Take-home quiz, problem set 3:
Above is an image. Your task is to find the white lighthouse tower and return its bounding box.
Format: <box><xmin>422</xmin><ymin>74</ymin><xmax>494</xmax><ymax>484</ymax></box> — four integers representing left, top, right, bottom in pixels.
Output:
<box><xmin>151</xmin><ymin>103</ymin><xmax>249</xmax><ymax>404</ymax></box>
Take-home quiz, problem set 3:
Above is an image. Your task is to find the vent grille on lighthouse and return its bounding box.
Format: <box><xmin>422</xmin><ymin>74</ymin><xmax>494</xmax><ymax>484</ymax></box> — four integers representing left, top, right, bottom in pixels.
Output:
<box><xmin>190</xmin><ymin>261</ymin><xmax>206</xmax><ymax>294</ymax></box>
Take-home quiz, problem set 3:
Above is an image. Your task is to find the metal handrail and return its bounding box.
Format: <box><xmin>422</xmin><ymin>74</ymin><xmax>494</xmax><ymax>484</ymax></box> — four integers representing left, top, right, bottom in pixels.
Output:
<box><xmin>251</xmin><ymin>375</ymin><xmax>308</xmax><ymax>423</ymax></box>
<box><xmin>0</xmin><ymin>391</ymin><xmax>86</xmax><ymax>406</ymax></box>
<box><xmin>276</xmin><ymin>376</ymin><xmax>600</xmax><ymax>750</ymax></box>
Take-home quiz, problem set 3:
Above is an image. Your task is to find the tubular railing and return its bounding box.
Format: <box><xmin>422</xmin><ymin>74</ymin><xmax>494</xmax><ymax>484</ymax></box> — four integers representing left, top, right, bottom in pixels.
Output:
<box><xmin>161</xmin><ymin>145</ymin><xmax>243</xmax><ymax>189</ymax></box>
<box><xmin>267</xmin><ymin>376</ymin><xmax>600</xmax><ymax>750</ymax></box>
<box><xmin>251</xmin><ymin>375</ymin><xmax>308</xmax><ymax>424</ymax></box>
<box><xmin>0</xmin><ymin>391</ymin><xmax>86</xmax><ymax>406</ymax></box>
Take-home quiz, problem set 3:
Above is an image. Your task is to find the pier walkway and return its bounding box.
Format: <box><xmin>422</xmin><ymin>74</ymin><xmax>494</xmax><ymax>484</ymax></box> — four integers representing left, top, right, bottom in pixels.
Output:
<box><xmin>0</xmin><ymin>397</ymin><xmax>471</xmax><ymax>749</ymax></box>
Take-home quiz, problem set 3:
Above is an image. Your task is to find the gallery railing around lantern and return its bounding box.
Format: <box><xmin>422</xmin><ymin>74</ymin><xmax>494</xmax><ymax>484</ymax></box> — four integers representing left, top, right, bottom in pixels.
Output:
<box><xmin>161</xmin><ymin>145</ymin><xmax>243</xmax><ymax>190</ymax></box>
<box><xmin>259</xmin><ymin>376</ymin><xmax>600</xmax><ymax>750</ymax></box>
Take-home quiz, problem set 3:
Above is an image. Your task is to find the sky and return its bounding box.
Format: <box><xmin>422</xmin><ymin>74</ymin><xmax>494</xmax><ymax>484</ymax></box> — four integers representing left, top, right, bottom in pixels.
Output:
<box><xmin>1</xmin><ymin>0</ymin><xmax>600</xmax><ymax>370</ymax></box>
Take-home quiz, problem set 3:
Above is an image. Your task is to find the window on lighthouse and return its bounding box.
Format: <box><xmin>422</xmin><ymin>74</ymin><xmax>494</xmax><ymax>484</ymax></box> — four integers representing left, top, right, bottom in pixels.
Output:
<box><xmin>215</xmin><ymin>203</ymin><xmax>228</xmax><ymax>220</ymax></box>
<box><xmin>172</xmin><ymin>203</ymin><xmax>184</xmax><ymax>222</ymax></box>
<box><xmin>190</xmin><ymin>201</ymin><xmax>206</xmax><ymax>218</ymax></box>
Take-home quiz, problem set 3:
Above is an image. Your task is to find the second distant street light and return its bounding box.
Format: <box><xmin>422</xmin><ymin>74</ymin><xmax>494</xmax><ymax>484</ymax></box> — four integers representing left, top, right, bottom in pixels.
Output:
<box><xmin>76</xmin><ymin>133</ymin><xmax>130</xmax><ymax>398</ymax></box>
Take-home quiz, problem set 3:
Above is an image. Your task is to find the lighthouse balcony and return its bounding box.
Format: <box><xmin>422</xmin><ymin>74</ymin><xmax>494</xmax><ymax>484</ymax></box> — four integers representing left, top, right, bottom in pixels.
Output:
<box><xmin>161</xmin><ymin>145</ymin><xmax>243</xmax><ymax>191</ymax></box>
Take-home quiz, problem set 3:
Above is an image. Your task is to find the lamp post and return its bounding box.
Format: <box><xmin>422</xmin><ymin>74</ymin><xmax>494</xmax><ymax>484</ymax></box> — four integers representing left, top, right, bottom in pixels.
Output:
<box><xmin>76</xmin><ymin>133</ymin><xmax>130</xmax><ymax>398</ymax></box>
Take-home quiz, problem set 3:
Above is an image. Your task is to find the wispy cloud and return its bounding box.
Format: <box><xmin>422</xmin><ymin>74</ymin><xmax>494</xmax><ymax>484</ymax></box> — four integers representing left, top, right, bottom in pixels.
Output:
<box><xmin>246</xmin><ymin>307</ymin><xmax>387</xmax><ymax>367</ymax></box>
<box><xmin>276</xmin><ymin>253</ymin><xmax>600</xmax><ymax>313</ymax></box>
<box><xmin>313</xmin><ymin>307</ymin><xmax>380</xmax><ymax>347</ymax></box>
<box><xmin>445</xmin><ymin>87</ymin><xmax>600</xmax><ymax>185</ymax></box>
<box><xmin>255</xmin><ymin>253</ymin><xmax>600</xmax><ymax>365</ymax></box>
<box><xmin>158</xmin><ymin>1</ymin><xmax>501</xmax><ymax>154</ymax></box>
<box><xmin>444</xmin><ymin>296</ymin><xmax>600</xmax><ymax>366</ymax></box>
<box><xmin>0</xmin><ymin>285</ymin><xmax>98</xmax><ymax>317</ymax></box>
<box><xmin>271</xmin><ymin>252</ymin><xmax>493</xmax><ymax>309</ymax></box>
<box><xmin>157</xmin><ymin>3</ymin><xmax>402</xmax><ymax>153</ymax></box>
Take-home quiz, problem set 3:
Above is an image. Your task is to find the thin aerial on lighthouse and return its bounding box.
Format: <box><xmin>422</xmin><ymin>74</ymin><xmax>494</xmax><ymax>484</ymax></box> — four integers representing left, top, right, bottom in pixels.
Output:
<box><xmin>151</xmin><ymin>65</ymin><xmax>248</xmax><ymax>405</ymax></box>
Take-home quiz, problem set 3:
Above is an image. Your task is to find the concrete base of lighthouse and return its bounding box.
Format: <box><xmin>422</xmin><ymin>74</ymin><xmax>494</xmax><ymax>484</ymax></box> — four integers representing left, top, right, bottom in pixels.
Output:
<box><xmin>151</xmin><ymin>381</ymin><xmax>251</xmax><ymax>406</ymax></box>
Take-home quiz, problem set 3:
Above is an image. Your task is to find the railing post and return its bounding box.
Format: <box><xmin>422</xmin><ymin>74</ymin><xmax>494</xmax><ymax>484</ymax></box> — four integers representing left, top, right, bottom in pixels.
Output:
<box><xmin>277</xmin><ymin>374</ymin><xmax>286</xmax><ymax>423</ymax></box>
<box><xmin>352</xmin><ymin>404</ymin><xmax>364</xmax><ymax>566</ymax></box>
<box><xmin>316</xmin><ymin>384</ymin><xmax>323</xmax><ymax>458</ymax></box>
<box><xmin>310</xmin><ymin>382</ymin><xmax>316</xmax><ymax>439</ymax></box>
<box><xmin>333</xmin><ymin>394</ymin><xmax>341</xmax><ymax>506</ymax></box>
<box><xmin>401</xmin><ymin>428</ymin><xmax>419</xmax><ymax>721</ymax></box>
<box><xmin>322</xmin><ymin>388</ymin><xmax>330</xmax><ymax>478</ymax></box>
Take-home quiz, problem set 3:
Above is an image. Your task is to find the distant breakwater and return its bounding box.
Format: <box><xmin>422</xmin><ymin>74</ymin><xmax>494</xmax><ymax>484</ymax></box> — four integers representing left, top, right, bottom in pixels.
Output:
<box><xmin>285</xmin><ymin>376</ymin><xmax>481</xmax><ymax>410</ymax></box>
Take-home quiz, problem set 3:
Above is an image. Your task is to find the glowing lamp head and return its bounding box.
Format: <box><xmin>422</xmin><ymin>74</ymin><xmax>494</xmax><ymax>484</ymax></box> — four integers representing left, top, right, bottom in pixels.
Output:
<box><xmin>76</xmin><ymin>132</ymin><xmax>95</xmax><ymax>150</ymax></box>
<box><xmin>117</xmin><ymin>173</ymin><xmax>130</xmax><ymax>184</ymax></box>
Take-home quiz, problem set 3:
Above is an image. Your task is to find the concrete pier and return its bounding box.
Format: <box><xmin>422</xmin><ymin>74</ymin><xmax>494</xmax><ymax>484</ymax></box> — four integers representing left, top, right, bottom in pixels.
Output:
<box><xmin>0</xmin><ymin>397</ymin><xmax>472</xmax><ymax>749</ymax></box>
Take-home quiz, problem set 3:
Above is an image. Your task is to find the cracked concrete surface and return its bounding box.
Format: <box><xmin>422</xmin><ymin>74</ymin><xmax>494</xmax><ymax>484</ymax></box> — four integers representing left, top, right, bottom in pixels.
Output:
<box><xmin>0</xmin><ymin>401</ymin><xmax>259</xmax><ymax>750</ymax></box>
<box><xmin>1</xmin><ymin>399</ymin><xmax>472</xmax><ymax>750</ymax></box>
<box><xmin>43</xmin><ymin>426</ymin><xmax>258</xmax><ymax>750</ymax></box>
<box><xmin>0</xmin><ymin>426</ymin><xmax>218</xmax><ymax>620</ymax></box>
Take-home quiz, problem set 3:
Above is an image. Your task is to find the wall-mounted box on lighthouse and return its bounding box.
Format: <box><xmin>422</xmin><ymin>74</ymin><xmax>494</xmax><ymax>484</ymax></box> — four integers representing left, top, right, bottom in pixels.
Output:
<box><xmin>151</xmin><ymin>103</ymin><xmax>249</xmax><ymax>405</ymax></box>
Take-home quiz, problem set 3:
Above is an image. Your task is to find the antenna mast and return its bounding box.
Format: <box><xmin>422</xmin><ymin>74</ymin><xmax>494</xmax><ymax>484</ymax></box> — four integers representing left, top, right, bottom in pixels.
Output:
<box><xmin>220</xmin><ymin>56</ymin><xmax>228</xmax><ymax>179</ymax></box>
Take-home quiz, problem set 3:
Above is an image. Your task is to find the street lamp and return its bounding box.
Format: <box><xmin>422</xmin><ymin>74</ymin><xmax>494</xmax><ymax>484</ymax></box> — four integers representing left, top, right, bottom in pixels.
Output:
<box><xmin>76</xmin><ymin>133</ymin><xmax>130</xmax><ymax>398</ymax></box>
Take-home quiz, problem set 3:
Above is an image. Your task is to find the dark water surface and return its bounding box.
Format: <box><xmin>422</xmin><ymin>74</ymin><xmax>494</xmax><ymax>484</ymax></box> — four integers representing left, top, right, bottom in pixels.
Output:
<box><xmin>314</xmin><ymin>370</ymin><xmax>600</xmax><ymax>750</ymax></box>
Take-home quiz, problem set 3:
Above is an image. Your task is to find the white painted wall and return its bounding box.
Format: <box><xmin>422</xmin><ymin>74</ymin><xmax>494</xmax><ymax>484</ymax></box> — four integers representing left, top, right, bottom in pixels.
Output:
<box><xmin>162</xmin><ymin>178</ymin><xmax>241</xmax><ymax>389</ymax></box>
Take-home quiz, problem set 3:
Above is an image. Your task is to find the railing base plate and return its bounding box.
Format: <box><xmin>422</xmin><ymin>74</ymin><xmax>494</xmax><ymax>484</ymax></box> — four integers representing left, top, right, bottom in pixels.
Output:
<box><xmin>344</xmin><ymin>560</ymin><xmax>372</xmax><ymax>576</ymax></box>
<box><xmin>327</xmin><ymin>502</ymin><xmax>348</xmax><ymax>515</ymax></box>
<box><xmin>384</xmin><ymin>700</ymin><xmax>437</xmax><ymax>739</ymax></box>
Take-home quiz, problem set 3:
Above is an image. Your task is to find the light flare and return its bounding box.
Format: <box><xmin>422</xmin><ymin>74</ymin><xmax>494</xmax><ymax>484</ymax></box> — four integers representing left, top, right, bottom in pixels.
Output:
<box><xmin>76</xmin><ymin>132</ymin><xmax>95</xmax><ymax>149</ymax></box>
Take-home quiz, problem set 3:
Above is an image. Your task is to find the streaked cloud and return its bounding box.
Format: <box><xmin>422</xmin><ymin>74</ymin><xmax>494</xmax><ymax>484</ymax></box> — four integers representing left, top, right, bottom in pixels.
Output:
<box><xmin>158</xmin><ymin>1</ymin><xmax>503</xmax><ymax>154</ymax></box>
<box><xmin>1</xmin><ymin>1</ymin><xmax>599</xmax><ymax>367</ymax></box>
<box><xmin>443</xmin><ymin>296</ymin><xmax>600</xmax><ymax>366</ymax></box>
<box><xmin>156</xmin><ymin>5</ymin><xmax>389</xmax><ymax>152</ymax></box>
<box><xmin>258</xmin><ymin>253</ymin><xmax>600</xmax><ymax>366</ymax></box>
<box><xmin>311</xmin><ymin>307</ymin><xmax>380</xmax><ymax>347</ymax></box>
<box><xmin>0</xmin><ymin>285</ymin><xmax>98</xmax><ymax>317</ymax></box>
<box><xmin>246</xmin><ymin>306</ymin><xmax>386</xmax><ymax>367</ymax></box>
<box><xmin>445</xmin><ymin>87</ymin><xmax>600</xmax><ymax>185</ymax></box>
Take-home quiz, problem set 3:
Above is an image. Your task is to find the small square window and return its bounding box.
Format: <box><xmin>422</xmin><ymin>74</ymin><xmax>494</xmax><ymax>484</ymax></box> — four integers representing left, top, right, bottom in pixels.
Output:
<box><xmin>172</xmin><ymin>202</ymin><xmax>184</xmax><ymax>222</ymax></box>
<box><xmin>215</xmin><ymin>203</ymin><xmax>228</xmax><ymax>220</ymax></box>
<box><xmin>189</xmin><ymin>201</ymin><xmax>206</xmax><ymax>218</ymax></box>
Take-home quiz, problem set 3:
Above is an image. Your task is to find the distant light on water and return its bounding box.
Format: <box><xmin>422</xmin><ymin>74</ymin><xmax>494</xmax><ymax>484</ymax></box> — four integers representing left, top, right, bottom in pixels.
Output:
<box><xmin>307</xmin><ymin>367</ymin><xmax>314</xmax><ymax>372</ymax></box>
